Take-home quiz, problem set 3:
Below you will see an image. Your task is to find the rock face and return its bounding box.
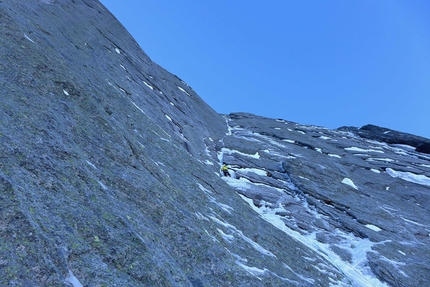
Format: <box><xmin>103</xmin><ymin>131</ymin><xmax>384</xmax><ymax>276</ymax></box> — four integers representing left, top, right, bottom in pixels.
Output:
<box><xmin>1</xmin><ymin>1</ymin><xmax>429</xmax><ymax>286</ymax></box>
<box><xmin>338</xmin><ymin>124</ymin><xmax>430</xmax><ymax>154</ymax></box>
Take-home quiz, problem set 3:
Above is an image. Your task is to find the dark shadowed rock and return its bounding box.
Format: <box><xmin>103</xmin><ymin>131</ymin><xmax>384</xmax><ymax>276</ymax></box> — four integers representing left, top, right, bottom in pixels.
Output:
<box><xmin>338</xmin><ymin>124</ymin><xmax>430</xmax><ymax>154</ymax></box>
<box><xmin>416</xmin><ymin>142</ymin><xmax>430</xmax><ymax>154</ymax></box>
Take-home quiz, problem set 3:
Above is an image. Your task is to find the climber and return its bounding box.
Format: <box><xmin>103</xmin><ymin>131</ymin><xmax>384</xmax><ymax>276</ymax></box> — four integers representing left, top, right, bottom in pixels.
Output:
<box><xmin>221</xmin><ymin>164</ymin><xmax>230</xmax><ymax>177</ymax></box>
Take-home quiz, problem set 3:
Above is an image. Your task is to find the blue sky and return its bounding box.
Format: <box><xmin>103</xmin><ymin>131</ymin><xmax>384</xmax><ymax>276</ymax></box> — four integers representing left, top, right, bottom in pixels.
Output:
<box><xmin>100</xmin><ymin>1</ymin><xmax>430</xmax><ymax>139</ymax></box>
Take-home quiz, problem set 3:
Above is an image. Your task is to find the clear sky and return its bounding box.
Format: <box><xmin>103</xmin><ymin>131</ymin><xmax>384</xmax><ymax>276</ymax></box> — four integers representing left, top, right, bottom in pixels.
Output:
<box><xmin>100</xmin><ymin>1</ymin><xmax>430</xmax><ymax>139</ymax></box>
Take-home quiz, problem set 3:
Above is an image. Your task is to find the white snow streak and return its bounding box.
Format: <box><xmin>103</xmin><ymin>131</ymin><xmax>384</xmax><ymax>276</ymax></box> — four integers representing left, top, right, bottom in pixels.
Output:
<box><xmin>222</xmin><ymin>148</ymin><xmax>260</xmax><ymax>159</ymax></box>
<box><xmin>365</xmin><ymin>224</ymin><xmax>382</xmax><ymax>232</ymax></box>
<box><xmin>341</xmin><ymin>178</ymin><xmax>358</xmax><ymax>190</ymax></box>
<box><xmin>386</xmin><ymin>168</ymin><xmax>430</xmax><ymax>187</ymax></box>
<box><xmin>209</xmin><ymin>215</ymin><xmax>276</xmax><ymax>258</ymax></box>
<box><xmin>24</xmin><ymin>33</ymin><xmax>35</xmax><ymax>43</ymax></box>
<box><xmin>238</xmin><ymin>195</ymin><xmax>389</xmax><ymax>287</ymax></box>
<box><xmin>177</xmin><ymin>86</ymin><xmax>191</xmax><ymax>96</ymax></box>
<box><xmin>143</xmin><ymin>81</ymin><xmax>154</xmax><ymax>90</ymax></box>
<box><xmin>345</xmin><ymin>147</ymin><xmax>384</xmax><ymax>154</ymax></box>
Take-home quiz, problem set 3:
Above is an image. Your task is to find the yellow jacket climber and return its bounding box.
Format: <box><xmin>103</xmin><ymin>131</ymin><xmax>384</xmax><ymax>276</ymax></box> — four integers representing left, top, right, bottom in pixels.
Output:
<box><xmin>221</xmin><ymin>164</ymin><xmax>230</xmax><ymax>177</ymax></box>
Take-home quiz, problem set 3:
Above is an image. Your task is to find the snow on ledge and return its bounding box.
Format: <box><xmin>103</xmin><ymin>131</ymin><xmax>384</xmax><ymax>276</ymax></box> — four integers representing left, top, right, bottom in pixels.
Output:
<box><xmin>341</xmin><ymin>178</ymin><xmax>358</xmax><ymax>190</ymax></box>
<box><xmin>345</xmin><ymin>147</ymin><xmax>384</xmax><ymax>154</ymax></box>
<box><xmin>365</xmin><ymin>224</ymin><xmax>382</xmax><ymax>232</ymax></box>
<box><xmin>386</xmin><ymin>168</ymin><xmax>430</xmax><ymax>187</ymax></box>
<box><xmin>222</xmin><ymin>148</ymin><xmax>260</xmax><ymax>159</ymax></box>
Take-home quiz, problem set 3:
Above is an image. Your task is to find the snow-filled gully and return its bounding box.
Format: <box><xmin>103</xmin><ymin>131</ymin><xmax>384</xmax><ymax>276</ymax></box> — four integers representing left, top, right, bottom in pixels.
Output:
<box><xmin>222</xmin><ymin>174</ymin><xmax>389</xmax><ymax>287</ymax></box>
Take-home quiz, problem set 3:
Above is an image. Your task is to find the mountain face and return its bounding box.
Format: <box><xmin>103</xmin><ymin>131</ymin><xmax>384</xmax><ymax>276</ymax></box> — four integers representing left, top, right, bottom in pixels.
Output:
<box><xmin>1</xmin><ymin>1</ymin><xmax>429</xmax><ymax>286</ymax></box>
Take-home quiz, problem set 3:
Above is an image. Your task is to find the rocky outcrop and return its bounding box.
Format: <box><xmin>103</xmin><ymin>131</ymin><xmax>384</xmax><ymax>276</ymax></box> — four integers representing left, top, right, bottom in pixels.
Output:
<box><xmin>338</xmin><ymin>124</ymin><xmax>430</xmax><ymax>154</ymax></box>
<box><xmin>220</xmin><ymin>113</ymin><xmax>430</xmax><ymax>287</ymax></box>
<box><xmin>1</xmin><ymin>1</ymin><xmax>429</xmax><ymax>286</ymax></box>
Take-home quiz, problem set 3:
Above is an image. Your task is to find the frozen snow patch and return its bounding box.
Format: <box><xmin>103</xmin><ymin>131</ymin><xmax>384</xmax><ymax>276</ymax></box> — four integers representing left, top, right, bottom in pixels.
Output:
<box><xmin>165</xmin><ymin>114</ymin><xmax>172</xmax><ymax>121</ymax></box>
<box><xmin>131</xmin><ymin>100</ymin><xmax>147</xmax><ymax>116</ymax></box>
<box><xmin>63</xmin><ymin>90</ymin><xmax>69</xmax><ymax>96</ymax></box>
<box><xmin>345</xmin><ymin>147</ymin><xmax>384</xmax><ymax>154</ymax></box>
<box><xmin>341</xmin><ymin>178</ymin><xmax>358</xmax><ymax>190</ymax></box>
<box><xmin>115</xmin><ymin>47</ymin><xmax>121</xmax><ymax>54</ymax></box>
<box><xmin>143</xmin><ymin>81</ymin><xmax>154</xmax><ymax>90</ymax></box>
<box><xmin>222</xmin><ymin>148</ymin><xmax>260</xmax><ymax>159</ymax></box>
<box><xmin>386</xmin><ymin>168</ymin><xmax>430</xmax><ymax>187</ymax></box>
<box><xmin>24</xmin><ymin>33</ymin><xmax>35</xmax><ymax>43</ymax></box>
<box><xmin>367</xmin><ymin>158</ymin><xmax>394</xmax><ymax>162</ymax></box>
<box><xmin>218</xmin><ymin>228</ymin><xmax>235</xmax><ymax>243</ymax></box>
<box><xmin>328</xmin><ymin>154</ymin><xmax>342</xmax><ymax>158</ymax></box>
<box><xmin>177</xmin><ymin>86</ymin><xmax>191</xmax><ymax>96</ymax></box>
<box><xmin>371</xmin><ymin>169</ymin><xmax>381</xmax><ymax>174</ymax></box>
<box><xmin>236</xmin><ymin>261</ymin><xmax>265</xmax><ymax>277</ymax></box>
<box><xmin>365</xmin><ymin>224</ymin><xmax>382</xmax><ymax>232</ymax></box>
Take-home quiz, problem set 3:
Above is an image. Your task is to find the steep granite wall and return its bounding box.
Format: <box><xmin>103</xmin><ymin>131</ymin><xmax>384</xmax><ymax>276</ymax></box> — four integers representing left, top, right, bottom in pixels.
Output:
<box><xmin>1</xmin><ymin>1</ymin><xmax>429</xmax><ymax>286</ymax></box>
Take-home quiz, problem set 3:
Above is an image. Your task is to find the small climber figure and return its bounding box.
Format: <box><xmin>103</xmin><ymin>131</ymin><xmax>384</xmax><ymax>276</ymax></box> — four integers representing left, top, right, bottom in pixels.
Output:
<box><xmin>221</xmin><ymin>163</ymin><xmax>230</xmax><ymax>177</ymax></box>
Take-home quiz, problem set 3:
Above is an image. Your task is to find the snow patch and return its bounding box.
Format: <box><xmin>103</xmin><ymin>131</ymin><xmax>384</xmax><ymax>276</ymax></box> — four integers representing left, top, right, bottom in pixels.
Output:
<box><xmin>63</xmin><ymin>90</ymin><xmax>69</xmax><ymax>96</ymax></box>
<box><xmin>371</xmin><ymin>169</ymin><xmax>380</xmax><ymax>173</ymax></box>
<box><xmin>165</xmin><ymin>114</ymin><xmax>172</xmax><ymax>121</ymax></box>
<box><xmin>218</xmin><ymin>228</ymin><xmax>235</xmax><ymax>243</ymax></box>
<box><xmin>345</xmin><ymin>147</ymin><xmax>384</xmax><ymax>154</ymax></box>
<box><xmin>177</xmin><ymin>86</ymin><xmax>191</xmax><ymax>96</ymax></box>
<box><xmin>221</xmin><ymin>148</ymin><xmax>260</xmax><ymax>159</ymax></box>
<box><xmin>328</xmin><ymin>154</ymin><xmax>342</xmax><ymax>158</ymax></box>
<box><xmin>238</xmin><ymin>195</ymin><xmax>389</xmax><ymax>287</ymax></box>
<box><xmin>115</xmin><ymin>47</ymin><xmax>121</xmax><ymax>54</ymax></box>
<box><xmin>386</xmin><ymin>168</ymin><xmax>430</xmax><ymax>187</ymax></box>
<box><xmin>365</xmin><ymin>224</ymin><xmax>382</xmax><ymax>232</ymax></box>
<box><xmin>143</xmin><ymin>81</ymin><xmax>154</xmax><ymax>90</ymax></box>
<box><xmin>24</xmin><ymin>33</ymin><xmax>35</xmax><ymax>43</ymax></box>
<box><xmin>131</xmin><ymin>100</ymin><xmax>147</xmax><ymax>116</ymax></box>
<box><xmin>367</xmin><ymin>158</ymin><xmax>394</xmax><ymax>162</ymax></box>
<box><xmin>238</xmin><ymin>168</ymin><xmax>268</xmax><ymax>176</ymax></box>
<box><xmin>341</xmin><ymin>178</ymin><xmax>358</xmax><ymax>190</ymax></box>
<box><xmin>236</xmin><ymin>261</ymin><xmax>265</xmax><ymax>277</ymax></box>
